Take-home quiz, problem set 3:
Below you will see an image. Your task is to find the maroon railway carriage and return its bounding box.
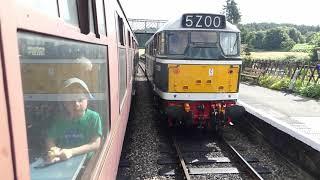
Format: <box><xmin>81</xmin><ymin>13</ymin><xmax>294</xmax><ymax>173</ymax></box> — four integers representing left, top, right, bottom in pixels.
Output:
<box><xmin>0</xmin><ymin>0</ymin><xmax>138</xmax><ymax>179</ymax></box>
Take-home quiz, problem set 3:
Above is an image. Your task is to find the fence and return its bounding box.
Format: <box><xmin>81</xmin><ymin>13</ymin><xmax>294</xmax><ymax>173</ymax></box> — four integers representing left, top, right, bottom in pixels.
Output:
<box><xmin>242</xmin><ymin>59</ymin><xmax>320</xmax><ymax>86</ymax></box>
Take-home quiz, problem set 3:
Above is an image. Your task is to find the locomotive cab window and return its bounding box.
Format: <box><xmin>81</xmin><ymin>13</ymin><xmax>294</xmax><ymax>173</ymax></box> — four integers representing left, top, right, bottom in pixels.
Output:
<box><xmin>187</xmin><ymin>31</ymin><xmax>221</xmax><ymax>59</ymax></box>
<box><xmin>18</xmin><ymin>32</ymin><xmax>110</xmax><ymax>179</ymax></box>
<box><xmin>168</xmin><ymin>31</ymin><xmax>188</xmax><ymax>55</ymax></box>
<box><xmin>167</xmin><ymin>31</ymin><xmax>223</xmax><ymax>59</ymax></box>
<box><xmin>220</xmin><ymin>32</ymin><xmax>239</xmax><ymax>56</ymax></box>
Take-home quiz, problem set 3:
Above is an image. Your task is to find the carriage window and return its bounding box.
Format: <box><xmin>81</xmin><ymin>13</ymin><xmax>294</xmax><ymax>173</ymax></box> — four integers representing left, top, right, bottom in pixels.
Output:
<box><xmin>118</xmin><ymin>15</ymin><xmax>125</xmax><ymax>45</ymax></box>
<box><xmin>220</xmin><ymin>32</ymin><xmax>238</xmax><ymax>55</ymax></box>
<box><xmin>88</xmin><ymin>0</ymin><xmax>95</xmax><ymax>33</ymax></box>
<box><xmin>58</xmin><ymin>0</ymin><xmax>79</xmax><ymax>26</ymax></box>
<box><xmin>18</xmin><ymin>32</ymin><xmax>110</xmax><ymax>179</ymax></box>
<box><xmin>17</xmin><ymin>0</ymin><xmax>58</xmax><ymax>17</ymax></box>
<box><xmin>168</xmin><ymin>31</ymin><xmax>188</xmax><ymax>55</ymax></box>
<box><xmin>128</xmin><ymin>31</ymin><xmax>131</xmax><ymax>47</ymax></box>
<box><xmin>191</xmin><ymin>32</ymin><xmax>218</xmax><ymax>43</ymax></box>
<box><xmin>119</xmin><ymin>48</ymin><xmax>127</xmax><ymax>107</ymax></box>
<box><xmin>96</xmin><ymin>0</ymin><xmax>107</xmax><ymax>36</ymax></box>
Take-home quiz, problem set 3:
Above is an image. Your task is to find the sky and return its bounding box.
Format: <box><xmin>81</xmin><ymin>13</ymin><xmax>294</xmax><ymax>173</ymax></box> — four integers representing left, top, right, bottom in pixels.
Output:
<box><xmin>120</xmin><ymin>0</ymin><xmax>320</xmax><ymax>26</ymax></box>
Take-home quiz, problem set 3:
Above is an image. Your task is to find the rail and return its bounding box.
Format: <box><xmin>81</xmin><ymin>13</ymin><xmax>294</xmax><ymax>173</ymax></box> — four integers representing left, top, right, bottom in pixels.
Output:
<box><xmin>172</xmin><ymin>136</ymin><xmax>191</xmax><ymax>180</ymax></box>
<box><xmin>221</xmin><ymin>137</ymin><xmax>264</xmax><ymax>180</ymax></box>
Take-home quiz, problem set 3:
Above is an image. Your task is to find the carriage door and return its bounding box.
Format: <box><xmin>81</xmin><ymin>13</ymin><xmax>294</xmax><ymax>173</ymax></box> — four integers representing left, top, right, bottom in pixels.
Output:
<box><xmin>0</xmin><ymin>24</ymin><xmax>15</xmax><ymax>179</ymax></box>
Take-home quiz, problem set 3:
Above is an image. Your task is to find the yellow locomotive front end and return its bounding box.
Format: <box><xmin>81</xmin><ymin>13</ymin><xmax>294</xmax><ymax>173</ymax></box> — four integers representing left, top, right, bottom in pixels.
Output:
<box><xmin>145</xmin><ymin>13</ymin><xmax>244</xmax><ymax>130</ymax></box>
<box><xmin>168</xmin><ymin>64</ymin><xmax>240</xmax><ymax>93</ymax></box>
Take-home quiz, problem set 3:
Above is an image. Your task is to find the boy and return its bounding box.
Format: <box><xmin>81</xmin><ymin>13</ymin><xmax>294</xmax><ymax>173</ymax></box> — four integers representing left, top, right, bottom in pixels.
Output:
<box><xmin>46</xmin><ymin>78</ymin><xmax>102</xmax><ymax>163</ymax></box>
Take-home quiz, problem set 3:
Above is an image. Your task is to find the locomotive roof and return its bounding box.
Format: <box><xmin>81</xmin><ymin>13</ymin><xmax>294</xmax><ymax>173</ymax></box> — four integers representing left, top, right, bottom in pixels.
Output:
<box><xmin>156</xmin><ymin>14</ymin><xmax>240</xmax><ymax>33</ymax></box>
<box><xmin>145</xmin><ymin>13</ymin><xmax>240</xmax><ymax>46</ymax></box>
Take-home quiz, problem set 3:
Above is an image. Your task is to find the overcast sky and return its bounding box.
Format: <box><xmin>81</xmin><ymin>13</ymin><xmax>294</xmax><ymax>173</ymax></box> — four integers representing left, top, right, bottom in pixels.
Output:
<box><xmin>120</xmin><ymin>0</ymin><xmax>320</xmax><ymax>26</ymax></box>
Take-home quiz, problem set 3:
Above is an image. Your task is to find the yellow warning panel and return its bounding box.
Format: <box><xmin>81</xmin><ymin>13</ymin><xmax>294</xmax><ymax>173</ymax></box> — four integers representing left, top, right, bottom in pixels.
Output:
<box><xmin>168</xmin><ymin>64</ymin><xmax>240</xmax><ymax>93</ymax></box>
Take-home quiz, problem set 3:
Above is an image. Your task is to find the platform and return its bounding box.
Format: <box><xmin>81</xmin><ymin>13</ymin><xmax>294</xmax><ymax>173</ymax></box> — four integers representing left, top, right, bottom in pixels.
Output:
<box><xmin>238</xmin><ymin>83</ymin><xmax>320</xmax><ymax>152</ymax></box>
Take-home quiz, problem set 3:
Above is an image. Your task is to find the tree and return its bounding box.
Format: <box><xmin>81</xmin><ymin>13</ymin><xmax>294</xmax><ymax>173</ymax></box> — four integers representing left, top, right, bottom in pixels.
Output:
<box><xmin>309</xmin><ymin>32</ymin><xmax>320</xmax><ymax>47</ymax></box>
<box><xmin>287</xmin><ymin>27</ymin><xmax>304</xmax><ymax>43</ymax></box>
<box><xmin>264</xmin><ymin>28</ymin><xmax>295</xmax><ymax>50</ymax></box>
<box><xmin>252</xmin><ymin>31</ymin><xmax>266</xmax><ymax>49</ymax></box>
<box><xmin>223</xmin><ymin>0</ymin><xmax>241</xmax><ymax>25</ymax></box>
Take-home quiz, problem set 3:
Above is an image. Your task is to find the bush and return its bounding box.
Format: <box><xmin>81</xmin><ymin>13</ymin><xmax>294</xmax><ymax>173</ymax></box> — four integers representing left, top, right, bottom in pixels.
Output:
<box><xmin>299</xmin><ymin>84</ymin><xmax>320</xmax><ymax>99</ymax></box>
<box><xmin>270</xmin><ymin>78</ymin><xmax>290</xmax><ymax>90</ymax></box>
<box><xmin>259</xmin><ymin>75</ymin><xmax>277</xmax><ymax>87</ymax></box>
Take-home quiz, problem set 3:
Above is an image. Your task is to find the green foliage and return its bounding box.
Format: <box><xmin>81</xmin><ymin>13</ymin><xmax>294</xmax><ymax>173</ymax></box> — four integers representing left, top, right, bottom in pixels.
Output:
<box><xmin>290</xmin><ymin>44</ymin><xmax>315</xmax><ymax>53</ymax></box>
<box><xmin>239</xmin><ymin>23</ymin><xmax>320</xmax><ymax>35</ymax></box>
<box><xmin>288</xmin><ymin>27</ymin><xmax>304</xmax><ymax>43</ymax></box>
<box><xmin>309</xmin><ymin>48</ymin><xmax>319</xmax><ymax>62</ymax></box>
<box><xmin>258</xmin><ymin>76</ymin><xmax>290</xmax><ymax>90</ymax></box>
<box><xmin>257</xmin><ymin>75</ymin><xmax>320</xmax><ymax>99</ymax></box>
<box><xmin>247</xmin><ymin>51</ymin><xmax>310</xmax><ymax>61</ymax></box>
<box><xmin>264</xmin><ymin>28</ymin><xmax>295</xmax><ymax>50</ymax></box>
<box><xmin>258</xmin><ymin>75</ymin><xmax>277</xmax><ymax>87</ymax></box>
<box><xmin>299</xmin><ymin>84</ymin><xmax>320</xmax><ymax>99</ymax></box>
<box><xmin>309</xmin><ymin>32</ymin><xmax>320</xmax><ymax>47</ymax></box>
<box><xmin>223</xmin><ymin>0</ymin><xmax>241</xmax><ymax>25</ymax></box>
<box><xmin>239</xmin><ymin>23</ymin><xmax>320</xmax><ymax>51</ymax></box>
<box><xmin>281</xmin><ymin>38</ymin><xmax>296</xmax><ymax>50</ymax></box>
<box><xmin>270</xmin><ymin>78</ymin><xmax>290</xmax><ymax>90</ymax></box>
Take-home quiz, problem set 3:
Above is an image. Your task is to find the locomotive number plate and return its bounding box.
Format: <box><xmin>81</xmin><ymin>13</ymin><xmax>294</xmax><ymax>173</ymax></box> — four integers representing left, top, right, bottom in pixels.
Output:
<box><xmin>182</xmin><ymin>14</ymin><xmax>226</xmax><ymax>29</ymax></box>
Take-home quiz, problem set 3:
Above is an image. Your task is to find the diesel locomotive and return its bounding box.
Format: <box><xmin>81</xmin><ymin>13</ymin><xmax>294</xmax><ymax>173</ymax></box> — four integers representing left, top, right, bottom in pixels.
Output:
<box><xmin>145</xmin><ymin>13</ymin><xmax>244</xmax><ymax>130</ymax></box>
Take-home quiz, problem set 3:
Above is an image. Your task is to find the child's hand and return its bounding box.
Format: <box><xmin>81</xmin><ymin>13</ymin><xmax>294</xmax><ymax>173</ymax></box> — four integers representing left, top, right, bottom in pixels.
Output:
<box><xmin>59</xmin><ymin>149</ymin><xmax>73</xmax><ymax>160</ymax></box>
<box><xmin>46</xmin><ymin>146</ymin><xmax>61</xmax><ymax>163</ymax></box>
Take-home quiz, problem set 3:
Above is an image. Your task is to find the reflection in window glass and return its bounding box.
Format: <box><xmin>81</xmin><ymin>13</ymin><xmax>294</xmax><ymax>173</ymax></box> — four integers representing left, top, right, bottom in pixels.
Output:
<box><xmin>18</xmin><ymin>32</ymin><xmax>109</xmax><ymax>179</ymax></box>
<box><xmin>191</xmin><ymin>32</ymin><xmax>218</xmax><ymax>43</ymax></box>
<box><xmin>119</xmin><ymin>48</ymin><xmax>127</xmax><ymax>106</ymax></box>
<box><xmin>17</xmin><ymin>0</ymin><xmax>58</xmax><ymax>17</ymax></box>
<box><xmin>168</xmin><ymin>31</ymin><xmax>188</xmax><ymax>54</ymax></box>
<box><xmin>220</xmin><ymin>32</ymin><xmax>238</xmax><ymax>55</ymax></box>
<box><xmin>96</xmin><ymin>0</ymin><xmax>107</xmax><ymax>36</ymax></box>
<box><xmin>58</xmin><ymin>0</ymin><xmax>79</xmax><ymax>26</ymax></box>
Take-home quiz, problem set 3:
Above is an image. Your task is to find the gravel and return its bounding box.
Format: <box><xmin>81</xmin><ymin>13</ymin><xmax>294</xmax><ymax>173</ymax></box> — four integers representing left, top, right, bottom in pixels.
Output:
<box><xmin>117</xmin><ymin>67</ymin><xmax>316</xmax><ymax>180</ymax></box>
<box><xmin>117</xmin><ymin>81</ymin><xmax>167</xmax><ymax>180</ymax></box>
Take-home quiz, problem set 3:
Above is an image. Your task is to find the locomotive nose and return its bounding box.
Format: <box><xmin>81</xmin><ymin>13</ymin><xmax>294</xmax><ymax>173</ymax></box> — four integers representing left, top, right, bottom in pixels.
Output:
<box><xmin>225</xmin><ymin>105</ymin><xmax>245</xmax><ymax>122</ymax></box>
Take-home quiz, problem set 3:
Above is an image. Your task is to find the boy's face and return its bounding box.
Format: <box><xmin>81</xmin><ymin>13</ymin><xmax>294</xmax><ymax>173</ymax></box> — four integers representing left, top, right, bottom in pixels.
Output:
<box><xmin>63</xmin><ymin>94</ymin><xmax>88</xmax><ymax>118</ymax></box>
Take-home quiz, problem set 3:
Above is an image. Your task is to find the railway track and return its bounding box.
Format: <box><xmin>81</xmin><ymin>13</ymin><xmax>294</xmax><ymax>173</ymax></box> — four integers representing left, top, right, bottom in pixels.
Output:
<box><xmin>158</xmin><ymin>130</ymin><xmax>270</xmax><ymax>179</ymax></box>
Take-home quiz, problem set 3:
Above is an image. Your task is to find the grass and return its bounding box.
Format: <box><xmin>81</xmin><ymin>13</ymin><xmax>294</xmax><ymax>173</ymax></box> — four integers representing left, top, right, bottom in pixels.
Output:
<box><xmin>243</xmin><ymin>51</ymin><xmax>310</xmax><ymax>61</ymax></box>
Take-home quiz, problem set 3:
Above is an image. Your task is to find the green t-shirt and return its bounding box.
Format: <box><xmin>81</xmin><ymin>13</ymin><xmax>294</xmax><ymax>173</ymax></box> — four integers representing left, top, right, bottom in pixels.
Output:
<box><xmin>48</xmin><ymin>109</ymin><xmax>102</xmax><ymax>149</ymax></box>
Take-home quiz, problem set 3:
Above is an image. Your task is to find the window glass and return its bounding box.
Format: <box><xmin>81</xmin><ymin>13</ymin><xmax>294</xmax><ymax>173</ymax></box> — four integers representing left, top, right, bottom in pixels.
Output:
<box><xmin>18</xmin><ymin>32</ymin><xmax>109</xmax><ymax>179</ymax></box>
<box><xmin>96</xmin><ymin>0</ymin><xmax>107</xmax><ymax>36</ymax></box>
<box><xmin>89</xmin><ymin>0</ymin><xmax>95</xmax><ymax>33</ymax></box>
<box><xmin>58</xmin><ymin>0</ymin><xmax>79</xmax><ymax>26</ymax></box>
<box><xmin>159</xmin><ymin>33</ymin><xmax>165</xmax><ymax>54</ymax></box>
<box><xmin>17</xmin><ymin>0</ymin><xmax>58</xmax><ymax>17</ymax></box>
<box><xmin>118</xmin><ymin>16</ymin><xmax>124</xmax><ymax>45</ymax></box>
<box><xmin>119</xmin><ymin>48</ymin><xmax>127</xmax><ymax>106</ymax></box>
<box><xmin>220</xmin><ymin>32</ymin><xmax>238</xmax><ymax>55</ymax></box>
<box><xmin>168</xmin><ymin>31</ymin><xmax>188</xmax><ymax>54</ymax></box>
<box><xmin>191</xmin><ymin>32</ymin><xmax>218</xmax><ymax>43</ymax></box>
<box><xmin>128</xmin><ymin>31</ymin><xmax>131</xmax><ymax>47</ymax></box>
